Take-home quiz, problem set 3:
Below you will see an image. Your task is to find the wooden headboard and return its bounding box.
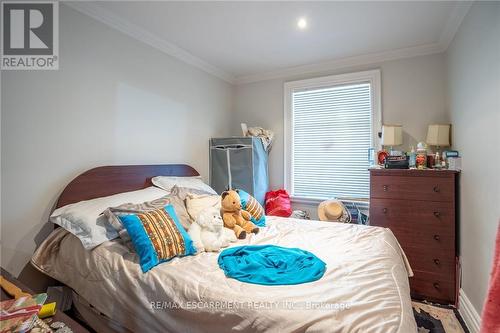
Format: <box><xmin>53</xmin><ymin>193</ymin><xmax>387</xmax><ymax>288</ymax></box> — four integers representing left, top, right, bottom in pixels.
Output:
<box><xmin>55</xmin><ymin>164</ymin><xmax>199</xmax><ymax>208</ymax></box>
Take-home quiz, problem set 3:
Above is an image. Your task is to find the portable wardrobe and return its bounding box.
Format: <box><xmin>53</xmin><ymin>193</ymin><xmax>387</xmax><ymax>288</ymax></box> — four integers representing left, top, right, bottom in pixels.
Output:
<box><xmin>209</xmin><ymin>137</ymin><xmax>269</xmax><ymax>205</ymax></box>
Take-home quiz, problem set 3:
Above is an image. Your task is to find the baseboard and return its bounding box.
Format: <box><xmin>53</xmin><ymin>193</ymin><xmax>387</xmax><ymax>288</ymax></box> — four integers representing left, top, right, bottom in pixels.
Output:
<box><xmin>458</xmin><ymin>288</ymin><xmax>481</xmax><ymax>333</ymax></box>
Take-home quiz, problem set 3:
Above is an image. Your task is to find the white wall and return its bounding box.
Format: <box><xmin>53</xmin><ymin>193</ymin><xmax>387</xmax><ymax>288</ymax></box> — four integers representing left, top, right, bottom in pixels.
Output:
<box><xmin>446</xmin><ymin>2</ymin><xmax>500</xmax><ymax>315</ymax></box>
<box><xmin>232</xmin><ymin>53</ymin><xmax>448</xmax><ymax>217</ymax></box>
<box><xmin>0</xmin><ymin>5</ymin><xmax>233</xmax><ymax>279</ymax></box>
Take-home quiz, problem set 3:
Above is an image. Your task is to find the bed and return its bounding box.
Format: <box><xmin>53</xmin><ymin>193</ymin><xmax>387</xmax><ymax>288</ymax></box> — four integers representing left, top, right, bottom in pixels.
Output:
<box><xmin>31</xmin><ymin>164</ymin><xmax>418</xmax><ymax>333</ymax></box>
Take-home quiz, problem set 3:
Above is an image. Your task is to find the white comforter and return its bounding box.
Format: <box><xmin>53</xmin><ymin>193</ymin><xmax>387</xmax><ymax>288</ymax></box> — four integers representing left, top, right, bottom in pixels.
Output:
<box><xmin>32</xmin><ymin>217</ymin><xmax>417</xmax><ymax>333</ymax></box>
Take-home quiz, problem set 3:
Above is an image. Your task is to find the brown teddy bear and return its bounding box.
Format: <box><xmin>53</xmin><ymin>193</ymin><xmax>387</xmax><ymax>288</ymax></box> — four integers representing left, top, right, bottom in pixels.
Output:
<box><xmin>221</xmin><ymin>190</ymin><xmax>259</xmax><ymax>239</ymax></box>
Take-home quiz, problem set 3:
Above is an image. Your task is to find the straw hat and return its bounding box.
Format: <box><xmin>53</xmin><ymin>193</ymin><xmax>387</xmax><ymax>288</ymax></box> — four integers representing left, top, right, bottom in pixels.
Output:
<box><xmin>318</xmin><ymin>199</ymin><xmax>346</xmax><ymax>222</ymax></box>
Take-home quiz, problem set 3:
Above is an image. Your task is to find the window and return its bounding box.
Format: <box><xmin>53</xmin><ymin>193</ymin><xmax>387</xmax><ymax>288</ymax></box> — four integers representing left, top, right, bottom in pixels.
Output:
<box><xmin>284</xmin><ymin>70</ymin><xmax>381</xmax><ymax>202</ymax></box>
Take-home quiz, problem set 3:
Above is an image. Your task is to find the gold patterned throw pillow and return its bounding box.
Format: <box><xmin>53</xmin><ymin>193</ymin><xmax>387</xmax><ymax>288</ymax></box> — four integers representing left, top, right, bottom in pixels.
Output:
<box><xmin>118</xmin><ymin>205</ymin><xmax>196</xmax><ymax>272</ymax></box>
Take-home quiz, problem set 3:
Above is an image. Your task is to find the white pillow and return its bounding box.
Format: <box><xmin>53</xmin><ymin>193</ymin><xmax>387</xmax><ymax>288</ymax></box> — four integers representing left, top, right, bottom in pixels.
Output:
<box><xmin>50</xmin><ymin>186</ymin><xmax>169</xmax><ymax>249</ymax></box>
<box><xmin>185</xmin><ymin>193</ymin><xmax>221</xmax><ymax>221</ymax></box>
<box><xmin>151</xmin><ymin>176</ymin><xmax>217</xmax><ymax>195</ymax></box>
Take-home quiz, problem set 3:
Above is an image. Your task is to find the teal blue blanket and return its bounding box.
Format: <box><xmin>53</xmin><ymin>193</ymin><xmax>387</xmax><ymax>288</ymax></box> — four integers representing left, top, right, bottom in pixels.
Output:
<box><xmin>218</xmin><ymin>245</ymin><xmax>326</xmax><ymax>285</ymax></box>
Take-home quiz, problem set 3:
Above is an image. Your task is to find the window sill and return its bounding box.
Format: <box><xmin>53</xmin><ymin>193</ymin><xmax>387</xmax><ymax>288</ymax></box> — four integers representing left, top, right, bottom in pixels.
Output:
<box><xmin>290</xmin><ymin>197</ymin><xmax>326</xmax><ymax>205</ymax></box>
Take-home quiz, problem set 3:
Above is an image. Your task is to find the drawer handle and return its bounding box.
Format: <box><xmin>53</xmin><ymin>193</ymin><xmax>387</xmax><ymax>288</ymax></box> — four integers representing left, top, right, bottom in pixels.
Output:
<box><xmin>383</xmin><ymin>185</ymin><xmax>388</xmax><ymax>192</ymax></box>
<box><xmin>433</xmin><ymin>282</ymin><xmax>440</xmax><ymax>290</ymax></box>
<box><xmin>433</xmin><ymin>259</ymin><xmax>440</xmax><ymax>266</ymax></box>
<box><xmin>434</xmin><ymin>234</ymin><xmax>441</xmax><ymax>241</ymax></box>
<box><xmin>433</xmin><ymin>186</ymin><xmax>440</xmax><ymax>193</ymax></box>
<box><xmin>433</xmin><ymin>211</ymin><xmax>441</xmax><ymax>218</ymax></box>
<box><xmin>383</xmin><ymin>208</ymin><xmax>388</xmax><ymax>214</ymax></box>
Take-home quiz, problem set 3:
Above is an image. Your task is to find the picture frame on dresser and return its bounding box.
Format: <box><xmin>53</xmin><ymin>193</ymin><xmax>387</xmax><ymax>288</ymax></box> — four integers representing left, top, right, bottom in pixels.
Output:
<box><xmin>369</xmin><ymin>169</ymin><xmax>460</xmax><ymax>305</ymax></box>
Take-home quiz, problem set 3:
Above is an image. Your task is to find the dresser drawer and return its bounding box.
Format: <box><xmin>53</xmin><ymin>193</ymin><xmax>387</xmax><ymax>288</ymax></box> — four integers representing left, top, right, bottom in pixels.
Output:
<box><xmin>404</xmin><ymin>247</ymin><xmax>455</xmax><ymax>277</ymax></box>
<box><xmin>370</xmin><ymin>198</ymin><xmax>455</xmax><ymax>228</ymax></box>
<box><xmin>410</xmin><ymin>270</ymin><xmax>456</xmax><ymax>303</ymax></box>
<box><xmin>371</xmin><ymin>175</ymin><xmax>454</xmax><ymax>202</ymax></box>
<box><xmin>377</xmin><ymin>222</ymin><xmax>454</xmax><ymax>252</ymax></box>
<box><xmin>370</xmin><ymin>200</ymin><xmax>455</xmax><ymax>250</ymax></box>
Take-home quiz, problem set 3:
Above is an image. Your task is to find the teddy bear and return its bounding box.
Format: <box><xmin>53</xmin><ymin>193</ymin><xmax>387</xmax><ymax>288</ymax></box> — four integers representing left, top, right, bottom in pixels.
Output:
<box><xmin>188</xmin><ymin>207</ymin><xmax>236</xmax><ymax>253</ymax></box>
<box><xmin>221</xmin><ymin>190</ymin><xmax>259</xmax><ymax>239</ymax></box>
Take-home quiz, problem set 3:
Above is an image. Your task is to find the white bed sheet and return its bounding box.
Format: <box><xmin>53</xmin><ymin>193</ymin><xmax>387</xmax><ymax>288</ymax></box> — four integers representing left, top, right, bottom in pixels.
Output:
<box><xmin>32</xmin><ymin>217</ymin><xmax>417</xmax><ymax>333</ymax></box>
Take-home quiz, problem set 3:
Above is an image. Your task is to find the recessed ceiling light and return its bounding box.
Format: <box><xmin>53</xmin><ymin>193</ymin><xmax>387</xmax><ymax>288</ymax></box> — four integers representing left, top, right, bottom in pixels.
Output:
<box><xmin>297</xmin><ymin>17</ymin><xmax>307</xmax><ymax>30</ymax></box>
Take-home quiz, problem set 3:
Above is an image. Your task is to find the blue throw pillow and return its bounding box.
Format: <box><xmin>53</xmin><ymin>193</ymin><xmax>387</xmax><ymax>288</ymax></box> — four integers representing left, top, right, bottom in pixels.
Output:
<box><xmin>236</xmin><ymin>189</ymin><xmax>266</xmax><ymax>227</ymax></box>
<box><xmin>119</xmin><ymin>204</ymin><xmax>196</xmax><ymax>272</ymax></box>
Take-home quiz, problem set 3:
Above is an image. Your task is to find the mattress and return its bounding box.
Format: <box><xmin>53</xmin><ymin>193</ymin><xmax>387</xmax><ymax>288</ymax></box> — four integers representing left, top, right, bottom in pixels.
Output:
<box><xmin>32</xmin><ymin>217</ymin><xmax>417</xmax><ymax>333</ymax></box>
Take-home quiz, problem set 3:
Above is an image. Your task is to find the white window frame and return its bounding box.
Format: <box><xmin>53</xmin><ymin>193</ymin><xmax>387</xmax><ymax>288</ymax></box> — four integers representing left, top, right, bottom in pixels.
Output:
<box><xmin>284</xmin><ymin>69</ymin><xmax>382</xmax><ymax>204</ymax></box>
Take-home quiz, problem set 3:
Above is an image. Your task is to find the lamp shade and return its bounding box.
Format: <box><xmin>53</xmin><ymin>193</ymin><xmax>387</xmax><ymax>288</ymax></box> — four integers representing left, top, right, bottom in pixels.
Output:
<box><xmin>381</xmin><ymin>125</ymin><xmax>403</xmax><ymax>146</ymax></box>
<box><xmin>426</xmin><ymin>124</ymin><xmax>450</xmax><ymax>146</ymax></box>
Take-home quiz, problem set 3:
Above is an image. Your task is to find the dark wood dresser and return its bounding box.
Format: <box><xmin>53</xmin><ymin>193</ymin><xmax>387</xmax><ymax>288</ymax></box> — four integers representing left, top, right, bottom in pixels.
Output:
<box><xmin>369</xmin><ymin>169</ymin><xmax>459</xmax><ymax>304</ymax></box>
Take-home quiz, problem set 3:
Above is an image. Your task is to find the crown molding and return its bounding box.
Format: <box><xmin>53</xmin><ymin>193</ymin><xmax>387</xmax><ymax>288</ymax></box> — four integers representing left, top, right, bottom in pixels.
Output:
<box><xmin>64</xmin><ymin>1</ymin><xmax>472</xmax><ymax>86</ymax></box>
<box><xmin>234</xmin><ymin>2</ymin><xmax>472</xmax><ymax>85</ymax></box>
<box><xmin>439</xmin><ymin>1</ymin><xmax>473</xmax><ymax>50</ymax></box>
<box><xmin>235</xmin><ymin>42</ymin><xmax>445</xmax><ymax>84</ymax></box>
<box><xmin>64</xmin><ymin>2</ymin><xmax>235</xmax><ymax>84</ymax></box>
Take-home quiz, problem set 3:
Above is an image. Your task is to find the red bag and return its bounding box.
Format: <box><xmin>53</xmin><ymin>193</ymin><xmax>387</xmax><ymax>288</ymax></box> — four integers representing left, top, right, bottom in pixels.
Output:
<box><xmin>265</xmin><ymin>189</ymin><xmax>292</xmax><ymax>217</ymax></box>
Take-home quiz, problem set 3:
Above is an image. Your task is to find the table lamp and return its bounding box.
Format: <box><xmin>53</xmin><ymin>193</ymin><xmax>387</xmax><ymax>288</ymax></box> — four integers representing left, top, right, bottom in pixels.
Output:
<box><xmin>381</xmin><ymin>125</ymin><xmax>403</xmax><ymax>154</ymax></box>
<box><xmin>426</xmin><ymin>124</ymin><xmax>450</xmax><ymax>156</ymax></box>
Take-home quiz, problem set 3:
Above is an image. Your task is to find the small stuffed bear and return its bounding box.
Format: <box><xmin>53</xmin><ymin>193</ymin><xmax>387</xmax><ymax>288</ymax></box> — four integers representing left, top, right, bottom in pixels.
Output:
<box><xmin>188</xmin><ymin>207</ymin><xmax>236</xmax><ymax>253</ymax></box>
<box><xmin>221</xmin><ymin>190</ymin><xmax>259</xmax><ymax>239</ymax></box>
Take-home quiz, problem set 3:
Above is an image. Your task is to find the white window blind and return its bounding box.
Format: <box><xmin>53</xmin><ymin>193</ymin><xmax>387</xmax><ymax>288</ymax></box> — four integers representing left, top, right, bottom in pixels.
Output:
<box><xmin>285</xmin><ymin>71</ymin><xmax>380</xmax><ymax>201</ymax></box>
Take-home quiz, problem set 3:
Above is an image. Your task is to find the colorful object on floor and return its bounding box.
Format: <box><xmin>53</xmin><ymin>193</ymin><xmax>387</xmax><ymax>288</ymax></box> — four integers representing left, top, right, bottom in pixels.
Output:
<box><xmin>0</xmin><ymin>293</ymin><xmax>47</xmax><ymax>333</ymax></box>
<box><xmin>412</xmin><ymin>301</ymin><xmax>467</xmax><ymax>333</ymax></box>
<box><xmin>0</xmin><ymin>275</ymin><xmax>30</xmax><ymax>299</ymax></box>
<box><xmin>236</xmin><ymin>189</ymin><xmax>266</xmax><ymax>226</ymax></box>
<box><xmin>265</xmin><ymin>189</ymin><xmax>292</xmax><ymax>217</ymax></box>
<box><xmin>31</xmin><ymin>316</ymin><xmax>54</xmax><ymax>333</ymax></box>
<box><xmin>119</xmin><ymin>205</ymin><xmax>196</xmax><ymax>272</ymax></box>
<box><xmin>480</xmin><ymin>222</ymin><xmax>500</xmax><ymax>333</ymax></box>
<box><xmin>38</xmin><ymin>302</ymin><xmax>57</xmax><ymax>319</ymax></box>
<box><xmin>218</xmin><ymin>245</ymin><xmax>326</xmax><ymax>285</ymax></box>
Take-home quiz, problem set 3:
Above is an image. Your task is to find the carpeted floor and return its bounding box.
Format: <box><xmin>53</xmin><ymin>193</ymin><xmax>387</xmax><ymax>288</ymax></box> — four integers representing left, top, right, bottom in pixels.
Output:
<box><xmin>413</xmin><ymin>301</ymin><xmax>469</xmax><ymax>333</ymax></box>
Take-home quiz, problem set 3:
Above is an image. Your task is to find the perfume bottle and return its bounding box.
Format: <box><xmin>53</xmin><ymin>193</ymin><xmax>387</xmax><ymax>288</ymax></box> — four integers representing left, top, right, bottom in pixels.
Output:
<box><xmin>409</xmin><ymin>146</ymin><xmax>416</xmax><ymax>169</ymax></box>
<box><xmin>434</xmin><ymin>152</ymin><xmax>442</xmax><ymax>169</ymax></box>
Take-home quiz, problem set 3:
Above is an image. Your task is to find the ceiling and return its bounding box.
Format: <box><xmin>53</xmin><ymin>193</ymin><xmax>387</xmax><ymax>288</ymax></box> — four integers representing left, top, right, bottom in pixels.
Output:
<box><xmin>67</xmin><ymin>1</ymin><xmax>471</xmax><ymax>84</ymax></box>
